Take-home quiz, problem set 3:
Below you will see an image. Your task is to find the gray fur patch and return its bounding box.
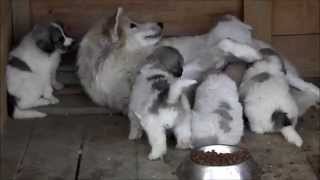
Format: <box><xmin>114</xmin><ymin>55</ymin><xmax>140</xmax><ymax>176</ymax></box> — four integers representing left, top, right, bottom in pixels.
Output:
<box><xmin>149</xmin><ymin>77</ymin><xmax>170</xmax><ymax>114</ymax></box>
<box><xmin>8</xmin><ymin>56</ymin><xmax>32</xmax><ymax>72</ymax></box>
<box><xmin>272</xmin><ymin>110</ymin><xmax>292</xmax><ymax>130</ymax></box>
<box><xmin>219</xmin><ymin>101</ymin><xmax>232</xmax><ymax>110</ymax></box>
<box><xmin>214</xmin><ymin>109</ymin><xmax>233</xmax><ymax>121</ymax></box>
<box><xmin>259</xmin><ymin>48</ymin><xmax>279</xmax><ymax>57</ymax></box>
<box><xmin>219</xmin><ymin>120</ymin><xmax>231</xmax><ymax>133</ymax></box>
<box><xmin>251</xmin><ymin>72</ymin><xmax>270</xmax><ymax>83</ymax></box>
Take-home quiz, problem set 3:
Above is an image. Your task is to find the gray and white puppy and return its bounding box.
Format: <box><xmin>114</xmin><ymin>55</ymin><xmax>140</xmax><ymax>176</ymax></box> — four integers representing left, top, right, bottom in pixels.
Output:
<box><xmin>128</xmin><ymin>46</ymin><xmax>196</xmax><ymax>160</ymax></box>
<box><xmin>7</xmin><ymin>22</ymin><xmax>73</xmax><ymax>119</ymax></box>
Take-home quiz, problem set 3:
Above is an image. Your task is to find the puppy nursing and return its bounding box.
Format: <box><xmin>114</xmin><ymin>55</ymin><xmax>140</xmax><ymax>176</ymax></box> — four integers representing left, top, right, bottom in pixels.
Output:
<box><xmin>129</xmin><ymin>46</ymin><xmax>196</xmax><ymax>160</ymax></box>
<box><xmin>240</xmin><ymin>48</ymin><xmax>303</xmax><ymax>147</ymax></box>
<box><xmin>7</xmin><ymin>22</ymin><xmax>73</xmax><ymax>119</ymax></box>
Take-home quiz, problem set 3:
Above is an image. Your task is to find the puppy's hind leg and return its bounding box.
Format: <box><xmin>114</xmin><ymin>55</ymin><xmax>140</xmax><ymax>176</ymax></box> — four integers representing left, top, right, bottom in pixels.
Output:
<box><xmin>217</xmin><ymin>38</ymin><xmax>262</xmax><ymax>62</ymax></box>
<box><xmin>128</xmin><ymin>111</ymin><xmax>143</xmax><ymax>140</ymax></box>
<box><xmin>141</xmin><ymin>119</ymin><xmax>167</xmax><ymax>160</ymax></box>
<box><xmin>174</xmin><ymin>119</ymin><xmax>193</xmax><ymax>149</ymax></box>
<box><xmin>281</xmin><ymin>126</ymin><xmax>303</xmax><ymax>147</ymax></box>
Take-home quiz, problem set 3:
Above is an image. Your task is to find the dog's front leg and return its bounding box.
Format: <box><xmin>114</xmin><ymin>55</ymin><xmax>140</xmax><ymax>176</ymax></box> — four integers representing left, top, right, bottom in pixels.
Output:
<box><xmin>286</xmin><ymin>72</ymin><xmax>320</xmax><ymax>100</ymax></box>
<box><xmin>141</xmin><ymin>119</ymin><xmax>167</xmax><ymax>160</ymax></box>
<box><xmin>43</xmin><ymin>84</ymin><xmax>60</xmax><ymax>104</ymax></box>
<box><xmin>128</xmin><ymin>111</ymin><xmax>143</xmax><ymax>140</ymax></box>
<box><xmin>174</xmin><ymin>117</ymin><xmax>193</xmax><ymax>150</ymax></box>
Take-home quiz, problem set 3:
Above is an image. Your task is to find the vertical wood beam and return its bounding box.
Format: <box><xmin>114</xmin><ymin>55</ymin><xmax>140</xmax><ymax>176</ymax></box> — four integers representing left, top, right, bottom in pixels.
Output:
<box><xmin>0</xmin><ymin>0</ymin><xmax>11</xmax><ymax>130</ymax></box>
<box><xmin>244</xmin><ymin>0</ymin><xmax>273</xmax><ymax>43</ymax></box>
<box><xmin>11</xmin><ymin>0</ymin><xmax>31</xmax><ymax>42</ymax></box>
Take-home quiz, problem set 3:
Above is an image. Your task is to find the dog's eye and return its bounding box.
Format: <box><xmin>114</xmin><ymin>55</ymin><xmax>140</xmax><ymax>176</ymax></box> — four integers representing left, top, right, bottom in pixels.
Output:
<box><xmin>130</xmin><ymin>23</ymin><xmax>137</xmax><ymax>29</ymax></box>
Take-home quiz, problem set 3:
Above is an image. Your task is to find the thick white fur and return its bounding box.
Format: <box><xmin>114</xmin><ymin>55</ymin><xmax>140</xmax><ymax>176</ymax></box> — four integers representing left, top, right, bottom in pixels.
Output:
<box><xmin>162</xmin><ymin>14</ymin><xmax>319</xmax><ymax>116</ymax></box>
<box><xmin>77</xmin><ymin>7</ymin><xmax>163</xmax><ymax>114</ymax></box>
<box><xmin>239</xmin><ymin>55</ymin><xmax>303</xmax><ymax>147</ymax></box>
<box><xmin>129</xmin><ymin>64</ymin><xmax>196</xmax><ymax>160</ymax></box>
<box><xmin>6</xmin><ymin>24</ymin><xmax>73</xmax><ymax>119</ymax></box>
<box><xmin>160</xmin><ymin>15</ymin><xmax>253</xmax><ymax>64</ymax></box>
<box><xmin>192</xmin><ymin>74</ymin><xmax>244</xmax><ymax>147</ymax></box>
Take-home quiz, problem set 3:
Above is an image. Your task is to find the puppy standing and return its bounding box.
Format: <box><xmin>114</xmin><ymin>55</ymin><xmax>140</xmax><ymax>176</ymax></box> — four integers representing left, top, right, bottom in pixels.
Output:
<box><xmin>240</xmin><ymin>48</ymin><xmax>303</xmax><ymax>147</ymax></box>
<box><xmin>7</xmin><ymin>22</ymin><xmax>73</xmax><ymax>119</ymax></box>
<box><xmin>129</xmin><ymin>46</ymin><xmax>196</xmax><ymax>160</ymax></box>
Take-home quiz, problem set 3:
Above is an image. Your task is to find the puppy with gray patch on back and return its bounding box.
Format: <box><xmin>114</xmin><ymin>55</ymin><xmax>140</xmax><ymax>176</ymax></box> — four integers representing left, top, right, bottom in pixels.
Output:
<box><xmin>192</xmin><ymin>73</ymin><xmax>244</xmax><ymax>148</ymax></box>
<box><xmin>7</xmin><ymin>22</ymin><xmax>73</xmax><ymax>119</ymax></box>
<box><xmin>129</xmin><ymin>46</ymin><xmax>196</xmax><ymax>160</ymax></box>
<box><xmin>239</xmin><ymin>48</ymin><xmax>303</xmax><ymax>147</ymax></box>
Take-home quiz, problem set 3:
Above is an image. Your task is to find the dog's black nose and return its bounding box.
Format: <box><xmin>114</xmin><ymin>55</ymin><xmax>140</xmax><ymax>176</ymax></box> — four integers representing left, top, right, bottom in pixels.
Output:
<box><xmin>157</xmin><ymin>22</ymin><xmax>164</xmax><ymax>29</ymax></box>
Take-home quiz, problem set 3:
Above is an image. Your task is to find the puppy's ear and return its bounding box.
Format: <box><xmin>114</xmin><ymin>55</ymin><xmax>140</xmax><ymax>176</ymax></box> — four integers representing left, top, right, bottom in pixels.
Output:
<box><xmin>32</xmin><ymin>24</ymin><xmax>55</xmax><ymax>54</ymax></box>
<box><xmin>108</xmin><ymin>7</ymin><xmax>123</xmax><ymax>43</ymax></box>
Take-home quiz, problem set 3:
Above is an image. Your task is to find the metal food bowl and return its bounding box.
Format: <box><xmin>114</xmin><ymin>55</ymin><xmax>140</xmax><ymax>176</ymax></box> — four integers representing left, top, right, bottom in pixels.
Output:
<box><xmin>176</xmin><ymin>145</ymin><xmax>261</xmax><ymax>180</ymax></box>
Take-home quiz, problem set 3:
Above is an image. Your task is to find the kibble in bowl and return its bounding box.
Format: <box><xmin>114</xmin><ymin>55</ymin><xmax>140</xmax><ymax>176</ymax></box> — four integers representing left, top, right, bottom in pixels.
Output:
<box><xmin>177</xmin><ymin>145</ymin><xmax>261</xmax><ymax>180</ymax></box>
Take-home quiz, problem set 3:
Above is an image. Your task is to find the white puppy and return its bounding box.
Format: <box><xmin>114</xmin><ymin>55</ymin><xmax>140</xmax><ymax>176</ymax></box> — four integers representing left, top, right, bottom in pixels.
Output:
<box><xmin>240</xmin><ymin>48</ymin><xmax>303</xmax><ymax>147</ymax></box>
<box><xmin>7</xmin><ymin>22</ymin><xmax>73</xmax><ymax>119</ymax></box>
<box><xmin>129</xmin><ymin>46</ymin><xmax>196</xmax><ymax>160</ymax></box>
<box><xmin>192</xmin><ymin>73</ymin><xmax>244</xmax><ymax>147</ymax></box>
<box><xmin>77</xmin><ymin>7</ymin><xmax>163</xmax><ymax>114</ymax></box>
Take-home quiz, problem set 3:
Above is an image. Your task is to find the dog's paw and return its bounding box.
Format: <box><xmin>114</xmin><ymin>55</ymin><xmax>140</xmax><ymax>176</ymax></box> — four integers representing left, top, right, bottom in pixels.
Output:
<box><xmin>53</xmin><ymin>81</ymin><xmax>64</xmax><ymax>90</ymax></box>
<box><xmin>128</xmin><ymin>130</ymin><xmax>143</xmax><ymax>140</ymax></box>
<box><xmin>148</xmin><ymin>149</ymin><xmax>166</xmax><ymax>160</ymax></box>
<box><xmin>288</xmin><ymin>135</ymin><xmax>303</xmax><ymax>148</ymax></box>
<box><xmin>48</xmin><ymin>96</ymin><xmax>60</xmax><ymax>104</ymax></box>
<box><xmin>176</xmin><ymin>140</ymin><xmax>193</xmax><ymax>149</ymax></box>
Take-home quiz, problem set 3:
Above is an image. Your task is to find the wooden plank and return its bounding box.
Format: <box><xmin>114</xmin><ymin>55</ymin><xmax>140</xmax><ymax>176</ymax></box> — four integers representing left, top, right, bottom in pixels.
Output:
<box><xmin>78</xmin><ymin>115</ymin><xmax>138</xmax><ymax>180</ymax></box>
<box><xmin>244</xmin><ymin>0</ymin><xmax>273</xmax><ymax>43</ymax></box>
<box><xmin>1</xmin><ymin>120</ymin><xmax>33</xmax><ymax>180</ymax></box>
<box><xmin>0</xmin><ymin>0</ymin><xmax>11</xmax><ymax>130</ymax></box>
<box><xmin>29</xmin><ymin>0</ymin><xmax>242</xmax><ymax>38</ymax></box>
<box><xmin>273</xmin><ymin>0</ymin><xmax>320</xmax><ymax>35</ymax></box>
<box><xmin>11</xmin><ymin>0</ymin><xmax>31</xmax><ymax>42</ymax></box>
<box><xmin>272</xmin><ymin>34</ymin><xmax>320</xmax><ymax>78</ymax></box>
<box><xmin>14</xmin><ymin>116</ymin><xmax>84</xmax><ymax>180</ymax></box>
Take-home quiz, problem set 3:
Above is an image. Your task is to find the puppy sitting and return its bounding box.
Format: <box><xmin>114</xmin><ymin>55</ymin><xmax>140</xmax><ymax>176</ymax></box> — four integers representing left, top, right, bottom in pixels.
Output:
<box><xmin>7</xmin><ymin>22</ymin><xmax>73</xmax><ymax>119</ymax></box>
<box><xmin>129</xmin><ymin>46</ymin><xmax>196</xmax><ymax>160</ymax></box>
<box><xmin>239</xmin><ymin>48</ymin><xmax>303</xmax><ymax>147</ymax></box>
<box><xmin>192</xmin><ymin>73</ymin><xmax>244</xmax><ymax>147</ymax></box>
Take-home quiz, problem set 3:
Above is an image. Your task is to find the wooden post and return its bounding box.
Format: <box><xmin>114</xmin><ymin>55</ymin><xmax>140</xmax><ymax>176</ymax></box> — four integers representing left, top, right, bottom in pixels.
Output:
<box><xmin>11</xmin><ymin>0</ymin><xmax>31</xmax><ymax>43</ymax></box>
<box><xmin>244</xmin><ymin>0</ymin><xmax>273</xmax><ymax>43</ymax></box>
<box><xmin>0</xmin><ymin>0</ymin><xmax>12</xmax><ymax>130</ymax></box>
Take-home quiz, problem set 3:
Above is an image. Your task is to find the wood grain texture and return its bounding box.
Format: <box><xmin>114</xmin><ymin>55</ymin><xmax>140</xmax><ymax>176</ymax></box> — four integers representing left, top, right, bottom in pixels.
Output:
<box><xmin>244</xmin><ymin>0</ymin><xmax>273</xmax><ymax>43</ymax></box>
<box><xmin>0</xmin><ymin>0</ymin><xmax>11</xmax><ymax>130</ymax></box>
<box><xmin>29</xmin><ymin>0</ymin><xmax>242</xmax><ymax>38</ymax></box>
<box><xmin>272</xmin><ymin>34</ymin><xmax>320</xmax><ymax>77</ymax></box>
<box><xmin>273</xmin><ymin>0</ymin><xmax>320</xmax><ymax>35</ymax></box>
<box><xmin>14</xmin><ymin>117</ymin><xmax>84</xmax><ymax>180</ymax></box>
<box><xmin>11</xmin><ymin>0</ymin><xmax>31</xmax><ymax>42</ymax></box>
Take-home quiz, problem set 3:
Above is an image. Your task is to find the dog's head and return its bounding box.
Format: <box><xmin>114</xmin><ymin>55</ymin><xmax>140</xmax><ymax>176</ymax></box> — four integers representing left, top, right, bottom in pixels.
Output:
<box><xmin>147</xmin><ymin>46</ymin><xmax>184</xmax><ymax>77</ymax></box>
<box><xmin>103</xmin><ymin>7</ymin><xmax>163</xmax><ymax>49</ymax></box>
<box><xmin>32</xmin><ymin>22</ymin><xmax>74</xmax><ymax>54</ymax></box>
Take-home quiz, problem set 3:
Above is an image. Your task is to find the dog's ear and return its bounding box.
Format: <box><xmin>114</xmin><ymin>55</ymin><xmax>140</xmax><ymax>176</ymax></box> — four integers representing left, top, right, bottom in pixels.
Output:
<box><xmin>32</xmin><ymin>24</ymin><xmax>55</xmax><ymax>54</ymax></box>
<box><xmin>109</xmin><ymin>7</ymin><xmax>123</xmax><ymax>43</ymax></box>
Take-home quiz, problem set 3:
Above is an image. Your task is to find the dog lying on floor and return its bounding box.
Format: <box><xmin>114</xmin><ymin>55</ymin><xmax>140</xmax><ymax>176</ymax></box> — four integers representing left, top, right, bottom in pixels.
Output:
<box><xmin>77</xmin><ymin>7</ymin><xmax>163</xmax><ymax>114</ymax></box>
<box><xmin>240</xmin><ymin>48</ymin><xmax>303</xmax><ymax>147</ymax></box>
<box><xmin>7</xmin><ymin>22</ymin><xmax>73</xmax><ymax>119</ymax></box>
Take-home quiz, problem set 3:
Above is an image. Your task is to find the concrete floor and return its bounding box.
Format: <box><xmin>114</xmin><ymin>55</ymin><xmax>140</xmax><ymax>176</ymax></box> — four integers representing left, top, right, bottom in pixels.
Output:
<box><xmin>2</xmin><ymin>91</ymin><xmax>319</xmax><ymax>180</ymax></box>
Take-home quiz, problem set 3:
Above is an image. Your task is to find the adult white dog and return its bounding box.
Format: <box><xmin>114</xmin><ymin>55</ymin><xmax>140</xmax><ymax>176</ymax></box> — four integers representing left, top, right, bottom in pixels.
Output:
<box><xmin>77</xmin><ymin>7</ymin><xmax>163</xmax><ymax>114</ymax></box>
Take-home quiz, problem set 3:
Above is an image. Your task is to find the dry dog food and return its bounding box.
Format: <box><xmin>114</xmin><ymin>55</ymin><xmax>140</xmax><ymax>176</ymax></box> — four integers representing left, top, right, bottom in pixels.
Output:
<box><xmin>191</xmin><ymin>149</ymin><xmax>250</xmax><ymax>166</ymax></box>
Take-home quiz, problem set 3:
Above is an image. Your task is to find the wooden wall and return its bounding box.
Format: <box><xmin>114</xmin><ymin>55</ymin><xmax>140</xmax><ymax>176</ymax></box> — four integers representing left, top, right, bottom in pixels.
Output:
<box><xmin>0</xmin><ymin>0</ymin><xmax>11</xmax><ymax>130</ymax></box>
<box><xmin>11</xmin><ymin>0</ymin><xmax>317</xmax><ymax>78</ymax></box>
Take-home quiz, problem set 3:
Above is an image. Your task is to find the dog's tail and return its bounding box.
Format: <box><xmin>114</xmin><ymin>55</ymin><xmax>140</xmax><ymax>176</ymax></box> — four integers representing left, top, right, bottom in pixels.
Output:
<box><xmin>7</xmin><ymin>92</ymin><xmax>47</xmax><ymax>119</ymax></box>
<box><xmin>272</xmin><ymin>110</ymin><xmax>303</xmax><ymax>147</ymax></box>
<box><xmin>167</xmin><ymin>79</ymin><xmax>197</xmax><ymax>104</ymax></box>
